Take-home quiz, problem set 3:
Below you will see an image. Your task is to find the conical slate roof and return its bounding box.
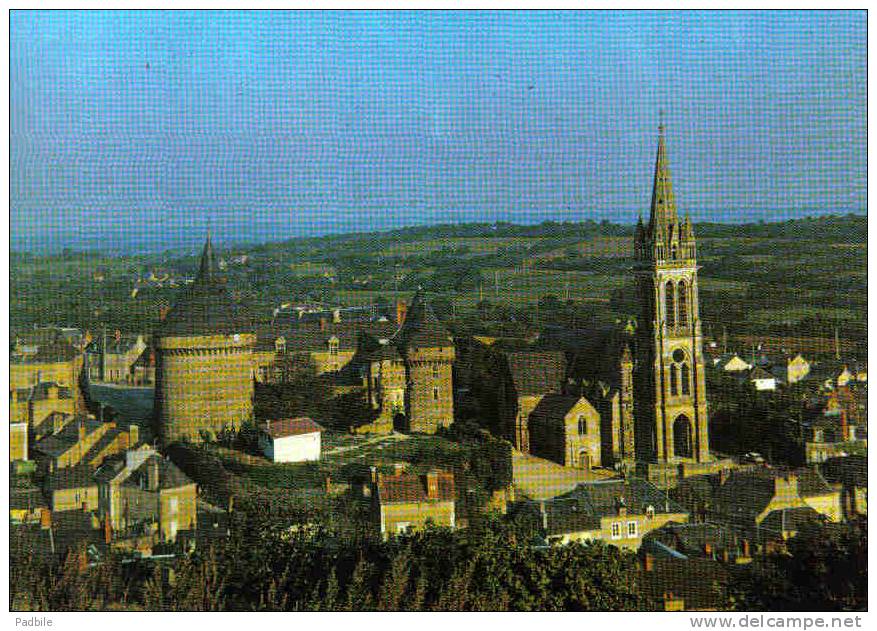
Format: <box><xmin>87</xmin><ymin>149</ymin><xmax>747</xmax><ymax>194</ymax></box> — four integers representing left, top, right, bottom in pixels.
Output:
<box><xmin>156</xmin><ymin>234</ymin><xmax>252</xmax><ymax>337</ymax></box>
<box><xmin>648</xmin><ymin>123</ymin><xmax>680</xmax><ymax>234</ymax></box>
<box><xmin>396</xmin><ymin>291</ymin><xmax>453</xmax><ymax>350</ymax></box>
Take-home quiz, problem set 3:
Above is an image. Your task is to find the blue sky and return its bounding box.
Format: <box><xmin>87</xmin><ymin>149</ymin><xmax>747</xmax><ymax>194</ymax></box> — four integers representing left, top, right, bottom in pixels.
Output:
<box><xmin>10</xmin><ymin>11</ymin><xmax>867</xmax><ymax>252</ymax></box>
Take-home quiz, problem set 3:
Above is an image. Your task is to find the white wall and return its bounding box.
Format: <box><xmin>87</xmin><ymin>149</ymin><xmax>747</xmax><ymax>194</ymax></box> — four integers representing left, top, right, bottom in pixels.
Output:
<box><xmin>264</xmin><ymin>432</ymin><xmax>321</xmax><ymax>463</ymax></box>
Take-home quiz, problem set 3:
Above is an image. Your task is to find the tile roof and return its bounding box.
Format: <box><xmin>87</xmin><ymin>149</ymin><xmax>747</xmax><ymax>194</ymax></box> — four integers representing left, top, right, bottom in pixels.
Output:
<box><xmin>263</xmin><ymin>417</ymin><xmax>324</xmax><ymax>439</ymax></box>
<box><xmin>377</xmin><ymin>470</ymin><xmax>455</xmax><ymax>504</ymax></box>
<box><xmin>528</xmin><ymin>394</ymin><xmax>589</xmax><ymax>425</ymax></box>
<box><xmin>34</xmin><ymin>418</ymin><xmax>105</xmax><ymax>458</ymax></box>
<box><xmin>505</xmin><ymin>351</ymin><xmax>567</xmax><ymax>396</ymax></box>
<box><xmin>46</xmin><ymin>464</ymin><xmax>98</xmax><ymax>491</ymax></box>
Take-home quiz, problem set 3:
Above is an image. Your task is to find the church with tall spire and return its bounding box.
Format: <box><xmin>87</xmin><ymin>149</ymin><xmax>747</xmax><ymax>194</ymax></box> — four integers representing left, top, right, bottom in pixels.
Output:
<box><xmin>633</xmin><ymin>123</ymin><xmax>710</xmax><ymax>465</ymax></box>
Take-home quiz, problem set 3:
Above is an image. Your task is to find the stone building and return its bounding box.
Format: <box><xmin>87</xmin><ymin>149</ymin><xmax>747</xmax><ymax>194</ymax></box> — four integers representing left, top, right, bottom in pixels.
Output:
<box><xmin>527</xmin><ymin>394</ymin><xmax>602</xmax><ymax>469</ymax></box>
<box><xmin>154</xmin><ymin>234</ymin><xmax>255</xmax><ymax>443</ymax></box>
<box><xmin>10</xmin><ymin>339</ymin><xmax>84</xmax><ymax>416</ymax></box>
<box><xmin>356</xmin><ymin>292</ymin><xmax>454</xmax><ymax>434</ymax></box>
<box><xmin>369</xmin><ymin>465</ymin><xmax>456</xmax><ymax>539</ymax></box>
<box><xmin>633</xmin><ymin>124</ymin><xmax>711</xmax><ymax>468</ymax></box>
<box><xmin>496</xmin><ymin>350</ymin><xmax>567</xmax><ymax>453</ymax></box>
<box><xmin>85</xmin><ymin>332</ymin><xmax>148</xmax><ymax>383</ymax></box>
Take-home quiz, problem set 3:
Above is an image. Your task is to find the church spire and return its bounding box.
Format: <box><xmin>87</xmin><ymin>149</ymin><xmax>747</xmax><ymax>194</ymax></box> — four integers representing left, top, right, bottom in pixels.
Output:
<box><xmin>196</xmin><ymin>231</ymin><xmax>218</xmax><ymax>283</ymax></box>
<box><xmin>648</xmin><ymin>122</ymin><xmax>679</xmax><ymax>233</ymax></box>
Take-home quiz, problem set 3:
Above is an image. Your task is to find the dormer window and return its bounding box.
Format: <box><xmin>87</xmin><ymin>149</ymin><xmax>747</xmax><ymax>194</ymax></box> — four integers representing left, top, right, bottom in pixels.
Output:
<box><xmin>275</xmin><ymin>337</ymin><xmax>286</xmax><ymax>354</ymax></box>
<box><xmin>328</xmin><ymin>337</ymin><xmax>339</xmax><ymax>356</ymax></box>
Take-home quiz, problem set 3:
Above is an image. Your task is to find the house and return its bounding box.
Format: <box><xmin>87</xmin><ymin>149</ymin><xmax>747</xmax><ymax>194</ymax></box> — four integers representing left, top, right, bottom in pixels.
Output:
<box><xmin>771</xmin><ymin>354</ymin><xmax>811</xmax><ymax>385</ymax></box>
<box><xmin>32</xmin><ymin>418</ymin><xmax>140</xmax><ymax>473</ymax></box>
<box><xmin>527</xmin><ymin>394</ymin><xmax>602</xmax><ymax>469</ymax></box>
<box><xmin>371</xmin><ymin>465</ymin><xmax>456</xmax><ymax>539</ymax></box>
<box><xmin>85</xmin><ymin>332</ymin><xmax>148</xmax><ymax>383</ymax></box>
<box><xmin>638</xmin><ymin>556</ymin><xmax>737</xmax><ymax>611</ymax></box>
<box><xmin>95</xmin><ymin>447</ymin><xmax>197</xmax><ymax>544</ymax></box>
<box><xmin>10</xmin><ymin>339</ymin><xmax>84</xmax><ymax>414</ymax></box>
<box><xmin>259</xmin><ymin>418</ymin><xmax>324</xmax><ymax>463</ymax></box>
<box><xmin>711</xmin><ymin>468</ymin><xmax>841</xmax><ymax>539</ymax></box>
<box><xmin>714</xmin><ymin>353</ymin><xmax>752</xmax><ymax>373</ymax></box>
<box><xmin>44</xmin><ymin>465</ymin><xmax>100</xmax><ymax>512</ymax></box>
<box><xmin>130</xmin><ymin>347</ymin><xmax>156</xmax><ymax>385</ymax></box>
<box><xmin>540</xmin><ymin>478</ymin><xmax>690</xmax><ymax>550</ymax></box>
<box><xmin>821</xmin><ymin>455</ymin><xmax>867</xmax><ymax>520</ymax></box>
<box><xmin>10</xmin><ymin>477</ymin><xmax>47</xmax><ymax>523</ymax></box>
<box><xmin>10</xmin><ymin>423</ymin><xmax>28</xmax><ymax>462</ymax></box>
<box><xmin>747</xmin><ymin>367</ymin><xmax>777</xmax><ymax>391</ymax></box>
<box><xmin>496</xmin><ymin>350</ymin><xmax>567</xmax><ymax>453</ymax></box>
<box><xmin>642</xmin><ymin>522</ymin><xmax>754</xmax><ymax>564</ymax></box>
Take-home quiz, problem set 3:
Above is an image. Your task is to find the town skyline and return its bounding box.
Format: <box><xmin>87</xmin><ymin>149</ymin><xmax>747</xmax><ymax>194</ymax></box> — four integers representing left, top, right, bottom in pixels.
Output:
<box><xmin>11</xmin><ymin>11</ymin><xmax>866</xmax><ymax>253</ymax></box>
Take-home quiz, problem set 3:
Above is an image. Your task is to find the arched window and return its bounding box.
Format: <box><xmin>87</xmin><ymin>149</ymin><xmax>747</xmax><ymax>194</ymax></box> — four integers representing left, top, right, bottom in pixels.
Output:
<box><xmin>577</xmin><ymin>415</ymin><xmax>587</xmax><ymax>435</ymax></box>
<box><xmin>665</xmin><ymin>281</ymin><xmax>675</xmax><ymax>327</ymax></box>
<box><xmin>673</xmin><ymin>415</ymin><xmax>693</xmax><ymax>458</ymax></box>
<box><xmin>677</xmin><ymin>281</ymin><xmax>688</xmax><ymax>325</ymax></box>
<box><xmin>681</xmin><ymin>363</ymin><xmax>691</xmax><ymax>395</ymax></box>
<box><xmin>670</xmin><ymin>366</ymin><xmax>679</xmax><ymax>396</ymax></box>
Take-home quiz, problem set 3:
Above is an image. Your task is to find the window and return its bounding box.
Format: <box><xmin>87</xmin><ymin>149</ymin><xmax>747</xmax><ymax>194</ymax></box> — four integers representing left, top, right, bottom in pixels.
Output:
<box><xmin>169</xmin><ymin>497</ymin><xmax>179</xmax><ymax>514</ymax></box>
<box><xmin>433</xmin><ymin>387</ymin><xmax>439</xmax><ymax>401</ymax></box>
<box><xmin>681</xmin><ymin>363</ymin><xmax>690</xmax><ymax>395</ymax></box>
<box><xmin>328</xmin><ymin>338</ymin><xmax>339</xmax><ymax>356</ymax></box>
<box><xmin>665</xmin><ymin>281</ymin><xmax>675</xmax><ymax>327</ymax></box>
<box><xmin>814</xmin><ymin>429</ymin><xmax>824</xmax><ymax>443</ymax></box>
<box><xmin>646</xmin><ymin>505</ymin><xmax>655</xmax><ymax>519</ymax></box>
<box><xmin>677</xmin><ymin>281</ymin><xmax>688</xmax><ymax>324</ymax></box>
<box><xmin>577</xmin><ymin>415</ymin><xmax>587</xmax><ymax>435</ymax></box>
<box><xmin>627</xmin><ymin>521</ymin><xmax>638</xmax><ymax>537</ymax></box>
<box><xmin>670</xmin><ymin>366</ymin><xmax>678</xmax><ymax>396</ymax></box>
<box><xmin>275</xmin><ymin>337</ymin><xmax>286</xmax><ymax>354</ymax></box>
<box><xmin>611</xmin><ymin>523</ymin><xmax>622</xmax><ymax>539</ymax></box>
<box><xmin>433</xmin><ymin>365</ymin><xmax>440</xmax><ymax>380</ymax></box>
<box><xmin>396</xmin><ymin>522</ymin><xmax>411</xmax><ymax>534</ymax></box>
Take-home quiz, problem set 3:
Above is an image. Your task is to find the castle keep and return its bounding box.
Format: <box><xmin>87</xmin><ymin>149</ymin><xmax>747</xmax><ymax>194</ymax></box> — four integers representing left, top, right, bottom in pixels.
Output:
<box><xmin>154</xmin><ymin>235</ymin><xmax>255</xmax><ymax>443</ymax></box>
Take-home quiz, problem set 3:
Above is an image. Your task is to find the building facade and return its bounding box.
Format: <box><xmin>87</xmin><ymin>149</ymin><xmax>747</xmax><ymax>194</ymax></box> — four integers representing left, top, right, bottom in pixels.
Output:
<box><xmin>634</xmin><ymin>125</ymin><xmax>710</xmax><ymax>465</ymax></box>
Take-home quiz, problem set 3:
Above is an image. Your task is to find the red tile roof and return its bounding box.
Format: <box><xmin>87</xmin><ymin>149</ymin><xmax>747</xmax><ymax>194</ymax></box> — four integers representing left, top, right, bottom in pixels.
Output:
<box><xmin>264</xmin><ymin>417</ymin><xmax>324</xmax><ymax>439</ymax></box>
<box><xmin>378</xmin><ymin>470</ymin><xmax>455</xmax><ymax>504</ymax></box>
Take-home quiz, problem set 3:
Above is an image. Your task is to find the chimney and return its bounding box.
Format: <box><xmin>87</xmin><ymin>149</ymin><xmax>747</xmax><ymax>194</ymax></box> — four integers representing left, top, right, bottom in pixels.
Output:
<box><xmin>332</xmin><ymin>309</ymin><xmax>341</xmax><ymax>324</ymax></box>
<box><xmin>129</xmin><ymin>424</ymin><xmax>139</xmax><ymax>447</ymax></box>
<box><xmin>393</xmin><ymin>463</ymin><xmax>405</xmax><ymax>475</ymax></box>
<box><xmin>718</xmin><ymin>468</ymin><xmax>729</xmax><ymax>485</ymax></box>
<box><xmin>319</xmin><ymin>317</ymin><xmax>327</xmax><ymax>332</ymax></box>
<box><xmin>325</xmin><ymin>475</ymin><xmax>332</xmax><ymax>494</ymax></box>
<box><xmin>370</xmin><ymin>466</ymin><xmax>378</xmax><ymax>484</ymax></box>
<box><xmin>82</xmin><ymin>502</ymin><xmax>88</xmax><ymax>512</ymax></box>
<box><xmin>114</xmin><ymin>329</ymin><xmax>122</xmax><ymax>343</ymax></box>
<box><xmin>396</xmin><ymin>300</ymin><xmax>408</xmax><ymax>325</ymax></box>
<box><xmin>104</xmin><ymin>518</ymin><xmax>113</xmax><ymax>544</ymax></box>
<box><xmin>839</xmin><ymin>409</ymin><xmax>849</xmax><ymax>441</ymax></box>
<box><xmin>642</xmin><ymin>553</ymin><xmax>654</xmax><ymax>572</ymax></box>
<box><xmin>78</xmin><ymin>421</ymin><xmax>86</xmax><ymax>443</ymax></box>
<box><xmin>742</xmin><ymin>539</ymin><xmax>751</xmax><ymax>558</ymax></box>
<box><xmin>703</xmin><ymin>542</ymin><xmax>713</xmax><ymax>557</ymax></box>
<box><xmin>147</xmin><ymin>457</ymin><xmax>160</xmax><ymax>492</ymax></box>
<box><xmin>425</xmin><ymin>471</ymin><xmax>439</xmax><ymax>500</ymax></box>
<box><xmin>40</xmin><ymin>508</ymin><xmax>52</xmax><ymax>530</ymax></box>
<box><xmin>540</xmin><ymin>501</ymin><xmax>548</xmax><ymax>531</ymax></box>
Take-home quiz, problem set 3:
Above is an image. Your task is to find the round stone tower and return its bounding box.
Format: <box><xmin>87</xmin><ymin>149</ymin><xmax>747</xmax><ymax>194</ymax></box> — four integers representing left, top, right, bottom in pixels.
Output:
<box><xmin>154</xmin><ymin>234</ymin><xmax>255</xmax><ymax>443</ymax></box>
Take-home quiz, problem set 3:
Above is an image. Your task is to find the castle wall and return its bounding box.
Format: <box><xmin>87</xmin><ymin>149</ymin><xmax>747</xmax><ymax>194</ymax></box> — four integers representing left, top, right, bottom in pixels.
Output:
<box><xmin>155</xmin><ymin>333</ymin><xmax>255</xmax><ymax>443</ymax></box>
<box><xmin>405</xmin><ymin>346</ymin><xmax>455</xmax><ymax>434</ymax></box>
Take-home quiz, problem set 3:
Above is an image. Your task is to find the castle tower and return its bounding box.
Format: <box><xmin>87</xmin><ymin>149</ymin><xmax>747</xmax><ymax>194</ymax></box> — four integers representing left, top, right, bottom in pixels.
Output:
<box><xmin>618</xmin><ymin>344</ymin><xmax>636</xmax><ymax>465</ymax></box>
<box><xmin>633</xmin><ymin>124</ymin><xmax>710</xmax><ymax>464</ymax></box>
<box><xmin>397</xmin><ymin>292</ymin><xmax>455</xmax><ymax>433</ymax></box>
<box><xmin>154</xmin><ymin>234</ymin><xmax>255</xmax><ymax>443</ymax></box>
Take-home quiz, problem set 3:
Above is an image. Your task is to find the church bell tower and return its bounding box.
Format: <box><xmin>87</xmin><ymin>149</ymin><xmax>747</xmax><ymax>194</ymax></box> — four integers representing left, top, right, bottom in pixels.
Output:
<box><xmin>634</xmin><ymin>123</ymin><xmax>710</xmax><ymax>464</ymax></box>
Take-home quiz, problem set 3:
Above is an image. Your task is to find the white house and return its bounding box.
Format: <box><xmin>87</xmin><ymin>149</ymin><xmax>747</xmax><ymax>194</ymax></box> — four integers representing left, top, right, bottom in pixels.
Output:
<box><xmin>749</xmin><ymin>367</ymin><xmax>777</xmax><ymax>392</ymax></box>
<box><xmin>259</xmin><ymin>418</ymin><xmax>324</xmax><ymax>463</ymax></box>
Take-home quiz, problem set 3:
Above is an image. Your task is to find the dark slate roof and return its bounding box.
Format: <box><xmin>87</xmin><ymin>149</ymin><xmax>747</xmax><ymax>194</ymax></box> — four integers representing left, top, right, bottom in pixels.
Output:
<box><xmin>821</xmin><ymin>455</ymin><xmax>867</xmax><ymax>488</ymax></box>
<box><xmin>125</xmin><ymin>454</ymin><xmax>194</xmax><ymax>490</ymax></box>
<box><xmin>10</xmin><ymin>511</ymin><xmax>107</xmax><ymax>565</ymax></box>
<box><xmin>749</xmin><ymin>366</ymin><xmax>776</xmax><ymax>381</ymax></box>
<box><xmin>793</xmin><ymin>467</ymin><xmax>836</xmax><ymax>497</ymax></box>
<box><xmin>29</xmin><ymin>381</ymin><xmax>72</xmax><ymax>402</ymax></box>
<box><xmin>396</xmin><ymin>292</ymin><xmax>453</xmax><ymax>350</ymax></box>
<box><xmin>46</xmin><ymin>465</ymin><xmax>98</xmax><ymax>491</ymax></box>
<box><xmin>34</xmin><ymin>418</ymin><xmax>105</xmax><ymax>458</ymax></box>
<box><xmin>644</xmin><ymin>522</ymin><xmax>744</xmax><ymax>559</ymax></box>
<box><xmin>377</xmin><ymin>470</ymin><xmax>455</xmax><ymax>504</ymax></box>
<box><xmin>80</xmin><ymin>428</ymin><xmax>126</xmax><ymax>466</ymax></box>
<box><xmin>11</xmin><ymin>340</ymin><xmax>80</xmax><ymax>364</ymax></box>
<box><xmin>156</xmin><ymin>235</ymin><xmax>253</xmax><ymax>337</ymax></box>
<box><xmin>131</xmin><ymin>347</ymin><xmax>155</xmax><ymax>368</ymax></box>
<box><xmin>10</xmin><ymin>481</ymin><xmax>48</xmax><ymax>511</ymax></box>
<box><xmin>504</xmin><ymin>351</ymin><xmax>566</xmax><ymax>396</ymax></box>
<box><xmin>256</xmin><ymin>320</ymin><xmax>398</xmax><ymax>353</ymax></box>
<box><xmin>760</xmin><ymin>506</ymin><xmax>824</xmax><ymax>534</ymax></box>
<box><xmin>86</xmin><ymin>334</ymin><xmax>144</xmax><ymax>355</ymax></box>
<box><xmin>528</xmin><ymin>394</ymin><xmax>585</xmax><ymax>426</ymax></box>
<box><xmin>547</xmin><ymin>478</ymin><xmax>688</xmax><ymax>535</ymax></box>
